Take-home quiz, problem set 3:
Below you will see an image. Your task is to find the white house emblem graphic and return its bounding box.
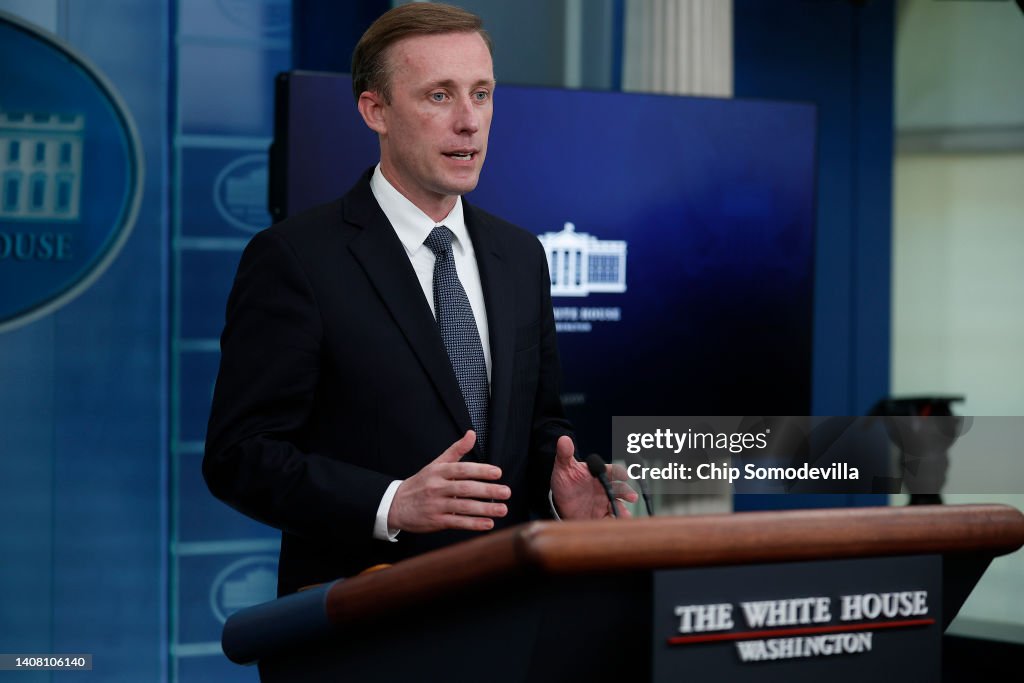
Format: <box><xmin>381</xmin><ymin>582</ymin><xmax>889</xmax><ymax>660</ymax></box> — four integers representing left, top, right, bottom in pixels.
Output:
<box><xmin>0</xmin><ymin>13</ymin><xmax>142</xmax><ymax>334</ymax></box>
<box><xmin>214</xmin><ymin>154</ymin><xmax>270</xmax><ymax>233</ymax></box>
<box><xmin>210</xmin><ymin>555</ymin><xmax>279</xmax><ymax>624</ymax></box>
<box><xmin>0</xmin><ymin>111</ymin><xmax>84</xmax><ymax>221</ymax></box>
<box><xmin>538</xmin><ymin>222</ymin><xmax>627</xmax><ymax>297</ymax></box>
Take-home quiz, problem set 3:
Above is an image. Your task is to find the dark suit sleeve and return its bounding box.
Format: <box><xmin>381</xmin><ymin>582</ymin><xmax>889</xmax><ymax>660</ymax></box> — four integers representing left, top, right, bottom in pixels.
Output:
<box><xmin>526</xmin><ymin>237</ymin><xmax>574</xmax><ymax>518</ymax></box>
<box><xmin>203</xmin><ymin>229</ymin><xmax>393</xmax><ymax>543</ymax></box>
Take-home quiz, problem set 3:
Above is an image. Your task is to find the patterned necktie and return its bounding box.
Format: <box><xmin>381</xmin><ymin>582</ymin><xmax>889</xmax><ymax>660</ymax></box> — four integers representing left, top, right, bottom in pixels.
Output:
<box><xmin>423</xmin><ymin>226</ymin><xmax>489</xmax><ymax>456</ymax></box>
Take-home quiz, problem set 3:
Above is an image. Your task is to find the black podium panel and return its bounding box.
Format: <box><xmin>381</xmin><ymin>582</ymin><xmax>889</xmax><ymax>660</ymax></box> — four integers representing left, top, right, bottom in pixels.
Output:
<box><xmin>258</xmin><ymin>573</ymin><xmax>653</xmax><ymax>683</ymax></box>
<box><xmin>653</xmin><ymin>555</ymin><xmax>942</xmax><ymax>682</ymax></box>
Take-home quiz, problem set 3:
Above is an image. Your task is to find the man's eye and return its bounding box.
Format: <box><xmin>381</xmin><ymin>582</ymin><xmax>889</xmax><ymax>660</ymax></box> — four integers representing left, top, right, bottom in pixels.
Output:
<box><xmin>430</xmin><ymin>92</ymin><xmax>446</xmax><ymax>102</ymax></box>
<box><xmin>473</xmin><ymin>91</ymin><xmax>489</xmax><ymax>101</ymax></box>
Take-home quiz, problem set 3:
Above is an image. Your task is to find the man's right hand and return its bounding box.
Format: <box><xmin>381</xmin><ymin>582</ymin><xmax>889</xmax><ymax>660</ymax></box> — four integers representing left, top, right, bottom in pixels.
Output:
<box><xmin>387</xmin><ymin>431</ymin><xmax>510</xmax><ymax>533</ymax></box>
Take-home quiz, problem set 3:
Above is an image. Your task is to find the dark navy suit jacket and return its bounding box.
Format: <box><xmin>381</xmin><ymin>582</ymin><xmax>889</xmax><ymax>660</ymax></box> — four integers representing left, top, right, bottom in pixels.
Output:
<box><xmin>204</xmin><ymin>169</ymin><xmax>572</xmax><ymax>595</ymax></box>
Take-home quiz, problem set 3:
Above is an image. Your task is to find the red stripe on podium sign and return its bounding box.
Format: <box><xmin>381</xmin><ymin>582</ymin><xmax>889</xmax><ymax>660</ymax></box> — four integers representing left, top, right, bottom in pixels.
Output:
<box><xmin>667</xmin><ymin>618</ymin><xmax>936</xmax><ymax>645</ymax></box>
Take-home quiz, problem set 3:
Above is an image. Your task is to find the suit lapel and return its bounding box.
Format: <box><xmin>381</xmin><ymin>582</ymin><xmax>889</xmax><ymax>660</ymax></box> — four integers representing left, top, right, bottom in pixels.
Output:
<box><xmin>465</xmin><ymin>202</ymin><xmax>516</xmax><ymax>470</ymax></box>
<box><xmin>343</xmin><ymin>174</ymin><xmax>474</xmax><ymax>442</ymax></box>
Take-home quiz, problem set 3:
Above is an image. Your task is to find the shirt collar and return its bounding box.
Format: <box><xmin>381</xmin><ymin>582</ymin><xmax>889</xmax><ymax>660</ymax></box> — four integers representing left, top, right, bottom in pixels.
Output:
<box><xmin>369</xmin><ymin>163</ymin><xmax>471</xmax><ymax>257</ymax></box>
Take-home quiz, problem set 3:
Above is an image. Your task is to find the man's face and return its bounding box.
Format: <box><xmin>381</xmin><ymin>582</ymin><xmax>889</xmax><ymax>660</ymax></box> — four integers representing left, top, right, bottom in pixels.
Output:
<box><xmin>369</xmin><ymin>31</ymin><xmax>494</xmax><ymax>217</ymax></box>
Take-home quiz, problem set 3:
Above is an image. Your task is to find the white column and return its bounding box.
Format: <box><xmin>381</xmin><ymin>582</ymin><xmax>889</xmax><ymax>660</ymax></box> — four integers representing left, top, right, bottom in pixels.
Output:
<box><xmin>620</xmin><ymin>0</ymin><xmax>734</xmax><ymax>516</ymax></box>
<box><xmin>623</xmin><ymin>0</ymin><xmax>733</xmax><ymax>97</ymax></box>
<box><xmin>564</xmin><ymin>0</ymin><xmax>583</xmax><ymax>88</ymax></box>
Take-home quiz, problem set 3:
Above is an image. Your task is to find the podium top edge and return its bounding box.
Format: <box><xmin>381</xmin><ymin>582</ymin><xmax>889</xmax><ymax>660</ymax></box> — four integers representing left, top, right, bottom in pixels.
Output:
<box><xmin>323</xmin><ymin>504</ymin><xmax>1024</xmax><ymax>627</ymax></box>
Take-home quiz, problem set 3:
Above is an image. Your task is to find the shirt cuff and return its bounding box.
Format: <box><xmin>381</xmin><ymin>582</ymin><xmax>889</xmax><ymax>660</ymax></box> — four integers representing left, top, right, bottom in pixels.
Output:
<box><xmin>548</xmin><ymin>489</ymin><xmax>562</xmax><ymax>521</ymax></box>
<box><xmin>373</xmin><ymin>480</ymin><xmax>404</xmax><ymax>541</ymax></box>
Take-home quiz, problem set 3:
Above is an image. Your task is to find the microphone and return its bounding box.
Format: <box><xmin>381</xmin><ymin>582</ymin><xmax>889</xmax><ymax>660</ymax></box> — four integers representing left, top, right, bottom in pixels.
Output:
<box><xmin>585</xmin><ymin>454</ymin><xmax>620</xmax><ymax>518</ymax></box>
<box><xmin>633</xmin><ymin>457</ymin><xmax>656</xmax><ymax>517</ymax></box>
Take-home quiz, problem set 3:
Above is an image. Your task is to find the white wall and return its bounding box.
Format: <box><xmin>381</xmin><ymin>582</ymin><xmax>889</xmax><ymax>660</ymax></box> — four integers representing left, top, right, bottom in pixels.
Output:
<box><xmin>897</xmin><ymin>0</ymin><xmax>1024</xmax><ymax>130</ymax></box>
<box><xmin>892</xmin><ymin>154</ymin><xmax>1024</xmax><ymax>415</ymax></box>
<box><xmin>893</xmin><ymin>0</ymin><xmax>1024</xmax><ymax>637</ymax></box>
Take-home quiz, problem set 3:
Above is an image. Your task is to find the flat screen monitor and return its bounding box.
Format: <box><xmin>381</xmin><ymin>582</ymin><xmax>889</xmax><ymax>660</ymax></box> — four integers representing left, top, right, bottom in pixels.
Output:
<box><xmin>271</xmin><ymin>73</ymin><xmax>817</xmax><ymax>454</ymax></box>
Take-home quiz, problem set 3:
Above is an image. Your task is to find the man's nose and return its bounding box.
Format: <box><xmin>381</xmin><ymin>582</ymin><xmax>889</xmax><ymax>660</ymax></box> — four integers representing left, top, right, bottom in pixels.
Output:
<box><xmin>453</xmin><ymin>97</ymin><xmax>481</xmax><ymax>134</ymax></box>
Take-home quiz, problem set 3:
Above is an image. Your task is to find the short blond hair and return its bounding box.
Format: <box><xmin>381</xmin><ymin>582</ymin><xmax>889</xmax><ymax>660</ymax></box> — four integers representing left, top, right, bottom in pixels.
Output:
<box><xmin>351</xmin><ymin>3</ymin><xmax>493</xmax><ymax>103</ymax></box>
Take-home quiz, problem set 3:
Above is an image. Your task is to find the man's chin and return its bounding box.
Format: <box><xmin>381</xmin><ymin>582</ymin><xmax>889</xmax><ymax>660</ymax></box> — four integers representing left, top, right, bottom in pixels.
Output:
<box><xmin>438</xmin><ymin>174</ymin><xmax>482</xmax><ymax>197</ymax></box>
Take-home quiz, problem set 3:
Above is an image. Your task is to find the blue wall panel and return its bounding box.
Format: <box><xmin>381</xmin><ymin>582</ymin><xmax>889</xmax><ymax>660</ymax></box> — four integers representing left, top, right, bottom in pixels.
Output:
<box><xmin>179</xmin><ymin>146</ymin><xmax>271</xmax><ymax>239</ymax></box>
<box><xmin>733</xmin><ymin>0</ymin><xmax>894</xmax><ymax>510</ymax></box>
<box><xmin>734</xmin><ymin>0</ymin><xmax>894</xmax><ymax>417</ymax></box>
<box><xmin>171</xmin><ymin>2</ymin><xmax>291</xmax><ymax>680</ymax></box>
<box><xmin>0</xmin><ymin>0</ymin><xmax>170</xmax><ymax>679</ymax></box>
<box><xmin>178</xmin><ymin>250</ymin><xmax>244</xmax><ymax>340</ymax></box>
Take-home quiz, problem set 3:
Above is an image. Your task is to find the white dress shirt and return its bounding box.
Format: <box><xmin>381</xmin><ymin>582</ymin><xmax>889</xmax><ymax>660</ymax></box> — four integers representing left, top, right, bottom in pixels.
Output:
<box><xmin>369</xmin><ymin>164</ymin><xmax>492</xmax><ymax>541</ymax></box>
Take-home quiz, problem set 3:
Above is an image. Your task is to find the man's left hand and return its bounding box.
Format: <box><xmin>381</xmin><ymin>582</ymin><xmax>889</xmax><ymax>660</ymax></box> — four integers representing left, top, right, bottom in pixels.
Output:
<box><xmin>550</xmin><ymin>435</ymin><xmax>638</xmax><ymax>519</ymax></box>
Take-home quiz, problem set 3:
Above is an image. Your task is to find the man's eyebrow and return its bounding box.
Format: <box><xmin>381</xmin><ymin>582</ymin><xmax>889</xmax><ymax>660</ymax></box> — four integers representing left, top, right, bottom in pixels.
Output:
<box><xmin>427</xmin><ymin>78</ymin><xmax>496</xmax><ymax>89</ymax></box>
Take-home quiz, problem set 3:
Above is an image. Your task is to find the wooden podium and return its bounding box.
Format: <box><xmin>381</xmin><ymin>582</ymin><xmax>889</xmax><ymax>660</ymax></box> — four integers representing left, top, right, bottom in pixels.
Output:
<box><xmin>222</xmin><ymin>504</ymin><xmax>1024</xmax><ymax>682</ymax></box>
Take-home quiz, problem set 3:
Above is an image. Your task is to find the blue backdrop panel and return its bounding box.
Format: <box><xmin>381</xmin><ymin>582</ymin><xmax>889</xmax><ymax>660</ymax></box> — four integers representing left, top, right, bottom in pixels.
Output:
<box><xmin>0</xmin><ymin>323</ymin><xmax>54</xmax><ymax>661</ymax></box>
<box><xmin>172</xmin><ymin>2</ymin><xmax>292</xmax><ymax>679</ymax></box>
<box><xmin>177</xmin><ymin>45</ymin><xmax>290</xmax><ymax>138</ymax></box>
<box><xmin>276</xmin><ymin>75</ymin><xmax>816</xmax><ymax>454</ymax></box>
<box><xmin>177</xmin><ymin>552</ymin><xmax>279</xmax><ymax>646</ymax></box>
<box><xmin>177</xmin><ymin>348</ymin><xmax>221</xmax><ymax>443</ymax></box>
<box><xmin>179</xmin><ymin>146</ymin><xmax>273</xmax><ymax>239</ymax></box>
<box><xmin>179</xmin><ymin>249</ymin><xmax>243</xmax><ymax>340</ymax></box>
<box><xmin>733</xmin><ymin>0</ymin><xmax>893</xmax><ymax>510</ymax></box>
<box><xmin>178</xmin><ymin>456</ymin><xmax>280</xmax><ymax>542</ymax></box>
<box><xmin>178</xmin><ymin>653</ymin><xmax>267</xmax><ymax>683</ymax></box>
<box><xmin>734</xmin><ymin>0</ymin><xmax>893</xmax><ymax>417</ymax></box>
<box><xmin>0</xmin><ymin>1</ymin><xmax>169</xmax><ymax>680</ymax></box>
<box><xmin>179</xmin><ymin>0</ymin><xmax>291</xmax><ymax>42</ymax></box>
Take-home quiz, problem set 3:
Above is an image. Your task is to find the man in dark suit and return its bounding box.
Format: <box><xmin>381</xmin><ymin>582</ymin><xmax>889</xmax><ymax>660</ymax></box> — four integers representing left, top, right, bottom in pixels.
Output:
<box><xmin>204</xmin><ymin>3</ymin><xmax>635</xmax><ymax>596</ymax></box>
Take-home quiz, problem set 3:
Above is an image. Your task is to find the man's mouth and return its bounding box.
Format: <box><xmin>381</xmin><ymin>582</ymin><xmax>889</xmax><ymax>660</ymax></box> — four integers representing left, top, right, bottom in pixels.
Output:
<box><xmin>444</xmin><ymin>151</ymin><xmax>476</xmax><ymax>161</ymax></box>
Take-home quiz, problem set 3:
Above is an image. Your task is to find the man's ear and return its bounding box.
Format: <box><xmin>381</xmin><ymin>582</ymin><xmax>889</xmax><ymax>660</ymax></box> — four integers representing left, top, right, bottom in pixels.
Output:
<box><xmin>357</xmin><ymin>91</ymin><xmax>387</xmax><ymax>135</ymax></box>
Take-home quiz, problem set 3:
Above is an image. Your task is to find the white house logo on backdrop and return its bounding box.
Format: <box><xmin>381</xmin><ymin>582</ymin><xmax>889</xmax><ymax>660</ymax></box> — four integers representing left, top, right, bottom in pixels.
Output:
<box><xmin>538</xmin><ymin>222</ymin><xmax>627</xmax><ymax>296</ymax></box>
<box><xmin>0</xmin><ymin>112</ymin><xmax>83</xmax><ymax>221</ymax></box>
<box><xmin>210</xmin><ymin>555</ymin><xmax>278</xmax><ymax>624</ymax></box>
<box><xmin>538</xmin><ymin>222</ymin><xmax>627</xmax><ymax>334</ymax></box>
<box><xmin>213</xmin><ymin>153</ymin><xmax>270</xmax><ymax>233</ymax></box>
<box><xmin>0</xmin><ymin>13</ymin><xmax>143</xmax><ymax>334</ymax></box>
